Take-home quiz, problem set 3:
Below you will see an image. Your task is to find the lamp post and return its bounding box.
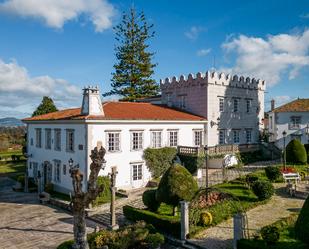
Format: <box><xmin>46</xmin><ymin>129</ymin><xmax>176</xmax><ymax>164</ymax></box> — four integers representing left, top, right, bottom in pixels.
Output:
<box><xmin>204</xmin><ymin>145</ymin><xmax>209</xmax><ymax>201</ymax></box>
<box><xmin>282</xmin><ymin>130</ymin><xmax>287</xmax><ymax>170</ymax></box>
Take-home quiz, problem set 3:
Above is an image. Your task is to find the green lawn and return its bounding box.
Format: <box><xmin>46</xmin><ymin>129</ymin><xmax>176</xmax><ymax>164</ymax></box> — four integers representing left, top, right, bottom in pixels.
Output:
<box><xmin>0</xmin><ymin>160</ymin><xmax>26</xmax><ymax>180</ymax></box>
<box><xmin>0</xmin><ymin>150</ymin><xmax>23</xmax><ymax>157</ymax></box>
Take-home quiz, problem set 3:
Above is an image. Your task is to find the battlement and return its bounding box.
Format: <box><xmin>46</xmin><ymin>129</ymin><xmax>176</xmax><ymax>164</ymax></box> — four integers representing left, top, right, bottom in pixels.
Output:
<box><xmin>160</xmin><ymin>71</ymin><xmax>266</xmax><ymax>90</ymax></box>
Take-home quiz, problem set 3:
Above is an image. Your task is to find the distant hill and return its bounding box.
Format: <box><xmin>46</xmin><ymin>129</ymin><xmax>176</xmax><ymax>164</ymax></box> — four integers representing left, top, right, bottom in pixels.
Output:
<box><xmin>0</xmin><ymin>117</ymin><xmax>25</xmax><ymax>127</ymax></box>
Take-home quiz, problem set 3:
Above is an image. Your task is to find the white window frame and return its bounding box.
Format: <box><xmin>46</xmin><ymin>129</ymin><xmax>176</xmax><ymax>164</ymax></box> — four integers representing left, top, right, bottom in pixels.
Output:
<box><xmin>45</xmin><ymin>128</ymin><xmax>51</xmax><ymax>150</ymax></box>
<box><xmin>131</xmin><ymin>131</ymin><xmax>143</xmax><ymax>151</ymax></box>
<box><xmin>168</xmin><ymin>130</ymin><xmax>178</xmax><ymax>147</ymax></box>
<box><xmin>54</xmin><ymin>129</ymin><xmax>61</xmax><ymax>151</ymax></box>
<box><xmin>107</xmin><ymin>132</ymin><xmax>121</xmax><ymax>152</ymax></box>
<box><xmin>289</xmin><ymin>116</ymin><xmax>301</xmax><ymax>129</ymax></box>
<box><xmin>35</xmin><ymin>128</ymin><xmax>42</xmax><ymax>148</ymax></box>
<box><xmin>219</xmin><ymin>98</ymin><xmax>224</xmax><ymax>112</ymax></box>
<box><xmin>132</xmin><ymin>163</ymin><xmax>143</xmax><ymax>181</ymax></box>
<box><xmin>193</xmin><ymin>130</ymin><xmax>203</xmax><ymax>147</ymax></box>
<box><xmin>246</xmin><ymin>99</ymin><xmax>252</xmax><ymax>113</ymax></box>
<box><xmin>151</xmin><ymin>131</ymin><xmax>162</xmax><ymax>148</ymax></box>
<box><xmin>219</xmin><ymin>129</ymin><xmax>226</xmax><ymax>145</ymax></box>
<box><xmin>53</xmin><ymin>160</ymin><xmax>61</xmax><ymax>183</ymax></box>
<box><xmin>66</xmin><ymin>129</ymin><xmax>75</xmax><ymax>152</ymax></box>
<box><xmin>233</xmin><ymin>130</ymin><xmax>240</xmax><ymax>144</ymax></box>
<box><xmin>233</xmin><ymin>98</ymin><xmax>239</xmax><ymax>112</ymax></box>
<box><xmin>245</xmin><ymin>129</ymin><xmax>252</xmax><ymax>144</ymax></box>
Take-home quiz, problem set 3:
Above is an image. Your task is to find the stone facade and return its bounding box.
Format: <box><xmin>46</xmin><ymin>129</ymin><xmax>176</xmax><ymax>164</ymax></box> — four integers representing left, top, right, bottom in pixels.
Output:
<box><xmin>160</xmin><ymin>71</ymin><xmax>266</xmax><ymax>146</ymax></box>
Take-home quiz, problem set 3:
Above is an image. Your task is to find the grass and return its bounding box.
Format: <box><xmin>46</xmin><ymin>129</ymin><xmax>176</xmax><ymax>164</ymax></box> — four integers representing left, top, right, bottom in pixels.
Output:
<box><xmin>0</xmin><ymin>149</ymin><xmax>23</xmax><ymax>157</ymax></box>
<box><xmin>0</xmin><ymin>160</ymin><xmax>26</xmax><ymax>180</ymax></box>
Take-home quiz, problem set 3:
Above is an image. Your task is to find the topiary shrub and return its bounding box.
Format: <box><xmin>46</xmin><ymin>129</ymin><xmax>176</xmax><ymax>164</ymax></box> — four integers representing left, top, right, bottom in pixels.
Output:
<box><xmin>245</xmin><ymin>174</ymin><xmax>259</xmax><ymax>188</ymax></box>
<box><xmin>200</xmin><ymin>211</ymin><xmax>213</xmax><ymax>226</ymax></box>
<box><xmin>260</xmin><ymin>225</ymin><xmax>280</xmax><ymax>245</ymax></box>
<box><xmin>156</xmin><ymin>164</ymin><xmax>198</xmax><ymax>215</ymax></box>
<box><xmin>286</xmin><ymin>139</ymin><xmax>307</xmax><ymax>164</ymax></box>
<box><xmin>252</xmin><ymin>180</ymin><xmax>274</xmax><ymax>201</ymax></box>
<box><xmin>142</xmin><ymin>189</ymin><xmax>160</xmax><ymax>212</ymax></box>
<box><xmin>264</xmin><ymin>166</ymin><xmax>281</xmax><ymax>182</ymax></box>
<box><xmin>143</xmin><ymin>147</ymin><xmax>177</xmax><ymax>178</ymax></box>
<box><xmin>295</xmin><ymin>195</ymin><xmax>309</xmax><ymax>244</ymax></box>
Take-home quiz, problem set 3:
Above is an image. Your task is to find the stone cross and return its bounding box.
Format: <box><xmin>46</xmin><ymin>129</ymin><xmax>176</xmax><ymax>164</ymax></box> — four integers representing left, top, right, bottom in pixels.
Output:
<box><xmin>109</xmin><ymin>166</ymin><xmax>119</xmax><ymax>230</ymax></box>
<box><xmin>180</xmin><ymin>201</ymin><xmax>189</xmax><ymax>241</ymax></box>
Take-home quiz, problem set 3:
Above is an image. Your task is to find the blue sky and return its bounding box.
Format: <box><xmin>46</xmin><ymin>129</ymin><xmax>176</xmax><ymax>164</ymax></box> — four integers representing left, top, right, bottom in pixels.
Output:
<box><xmin>0</xmin><ymin>0</ymin><xmax>308</xmax><ymax>118</ymax></box>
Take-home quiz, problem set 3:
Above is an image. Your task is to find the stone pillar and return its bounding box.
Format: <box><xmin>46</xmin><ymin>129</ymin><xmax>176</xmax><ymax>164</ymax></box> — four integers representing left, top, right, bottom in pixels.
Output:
<box><xmin>233</xmin><ymin>212</ymin><xmax>246</xmax><ymax>249</ymax></box>
<box><xmin>109</xmin><ymin>166</ymin><xmax>119</xmax><ymax>230</ymax></box>
<box><xmin>180</xmin><ymin>201</ymin><xmax>189</xmax><ymax>241</ymax></box>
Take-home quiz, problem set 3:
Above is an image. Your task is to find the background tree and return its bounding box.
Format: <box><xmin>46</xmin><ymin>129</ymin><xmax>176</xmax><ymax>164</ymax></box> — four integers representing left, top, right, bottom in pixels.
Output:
<box><xmin>32</xmin><ymin>96</ymin><xmax>58</xmax><ymax>117</ymax></box>
<box><xmin>156</xmin><ymin>164</ymin><xmax>198</xmax><ymax>215</ymax></box>
<box><xmin>103</xmin><ymin>7</ymin><xmax>159</xmax><ymax>101</ymax></box>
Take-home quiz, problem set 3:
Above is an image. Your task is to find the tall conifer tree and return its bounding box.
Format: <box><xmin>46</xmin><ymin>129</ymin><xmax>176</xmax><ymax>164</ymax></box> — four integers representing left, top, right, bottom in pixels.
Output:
<box><xmin>32</xmin><ymin>96</ymin><xmax>58</xmax><ymax>117</ymax></box>
<box><xmin>103</xmin><ymin>8</ymin><xmax>159</xmax><ymax>101</ymax></box>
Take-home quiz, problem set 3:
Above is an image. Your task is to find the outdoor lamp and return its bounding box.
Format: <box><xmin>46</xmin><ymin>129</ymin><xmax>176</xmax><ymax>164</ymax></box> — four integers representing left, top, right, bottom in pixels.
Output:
<box><xmin>68</xmin><ymin>158</ymin><xmax>74</xmax><ymax>168</ymax></box>
<box><xmin>282</xmin><ymin>130</ymin><xmax>287</xmax><ymax>137</ymax></box>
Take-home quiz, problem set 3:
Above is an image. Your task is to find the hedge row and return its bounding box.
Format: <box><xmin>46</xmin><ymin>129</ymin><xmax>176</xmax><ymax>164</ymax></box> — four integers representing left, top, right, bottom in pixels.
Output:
<box><xmin>122</xmin><ymin>205</ymin><xmax>181</xmax><ymax>238</ymax></box>
<box><xmin>237</xmin><ymin>239</ymin><xmax>306</xmax><ymax>249</ymax></box>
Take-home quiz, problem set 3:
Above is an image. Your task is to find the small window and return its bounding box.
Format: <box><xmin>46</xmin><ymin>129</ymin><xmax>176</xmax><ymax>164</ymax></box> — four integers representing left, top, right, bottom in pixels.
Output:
<box><xmin>131</xmin><ymin>131</ymin><xmax>143</xmax><ymax>151</ymax></box>
<box><xmin>168</xmin><ymin>130</ymin><xmax>178</xmax><ymax>147</ymax></box>
<box><xmin>151</xmin><ymin>131</ymin><xmax>162</xmax><ymax>148</ymax></box>
<box><xmin>290</xmin><ymin>116</ymin><xmax>301</xmax><ymax>129</ymax></box>
<box><xmin>30</xmin><ymin>138</ymin><xmax>33</xmax><ymax>146</ymax></box>
<box><xmin>194</xmin><ymin>130</ymin><xmax>203</xmax><ymax>147</ymax></box>
<box><xmin>66</xmin><ymin>129</ymin><xmax>75</xmax><ymax>152</ymax></box>
<box><xmin>45</xmin><ymin>128</ymin><xmax>51</xmax><ymax>150</ymax></box>
<box><xmin>233</xmin><ymin>130</ymin><xmax>240</xmax><ymax>144</ymax></box>
<box><xmin>63</xmin><ymin>164</ymin><xmax>66</xmax><ymax>175</ymax></box>
<box><xmin>54</xmin><ymin>129</ymin><xmax>61</xmax><ymax>151</ymax></box>
<box><xmin>167</xmin><ymin>93</ymin><xmax>172</xmax><ymax>105</ymax></box>
<box><xmin>246</xmin><ymin>130</ymin><xmax>252</xmax><ymax>144</ymax></box>
<box><xmin>233</xmin><ymin>99</ymin><xmax>239</xmax><ymax>112</ymax></box>
<box><xmin>35</xmin><ymin>128</ymin><xmax>42</xmax><ymax>148</ymax></box>
<box><xmin>132</xmin><ymin>164</ymin><xmax>143</xmax><ymax>181</ymax></box>
<box><xmin>219</xmin><ymin>98</ymin><xmax>224</xmax><ymax>112</ymax></box>
<box><xmin>246</xmin><ymin>99</ymin><xmax>251</xmax><ymax>113</ymax></box>
<box><xmin>219</xmin><ymin>130</ymin><xmax>226</xmax><ymax>145</ymax></box>
<box><xmin>107</xmin><ymin>132</ymin><xmax>121</xmax><ymax>152</ymax></box>
<box><xmin>54</xmin><ymin>160</ymin><xmax>61</xmax><ymax>183</ymax></box>
<box><xmin>179</xmin><ymin>95</ymin><xmax>187</xmax><ymax>109</ymax></box>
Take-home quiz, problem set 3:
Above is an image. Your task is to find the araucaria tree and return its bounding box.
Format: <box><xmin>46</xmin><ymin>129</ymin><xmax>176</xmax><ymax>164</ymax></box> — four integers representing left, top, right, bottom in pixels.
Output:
<box><xmin>103</xmin><ymin>7</ymin><xmax>159</xmax><ymax>101</ymax></box>
<box><xmin>32</xmin><ymin>96</ymin><xmax>58</xmax><ymax>117</ymax></box>
<box><xmin>70</xmin><ymin>144</ymin><xmax>106</xmax><ymax>249</ymax></box>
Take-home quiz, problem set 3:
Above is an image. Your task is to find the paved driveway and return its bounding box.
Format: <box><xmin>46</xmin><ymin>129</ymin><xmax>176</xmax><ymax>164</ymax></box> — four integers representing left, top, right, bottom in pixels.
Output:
<box><xmin>0</xmin><ymin>177</ymin><xmax>96</xmax><ymax>249</ymax></box>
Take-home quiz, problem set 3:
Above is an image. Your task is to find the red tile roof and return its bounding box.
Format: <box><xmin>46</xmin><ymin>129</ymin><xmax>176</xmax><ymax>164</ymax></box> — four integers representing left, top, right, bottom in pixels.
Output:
<box><xmin>23</xmin><ymin>102</ymin><xmax>206</xmax><ymax>122</ymax></box>
<box><xmin>273</xmin><ymin>98</ymin><xmax>309</xmax><ymax>113</ymax></box>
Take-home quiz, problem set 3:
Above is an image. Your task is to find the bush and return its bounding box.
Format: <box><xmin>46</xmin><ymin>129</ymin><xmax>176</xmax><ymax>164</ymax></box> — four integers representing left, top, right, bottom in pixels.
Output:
<box><xmin>57</xmin><ymin>240</ymin><xmax>73</xmax><ymax>249</ymax></box>
<box><xmin>260</xmin><ymin>225</ymin><xmax>280</xmax><ymax>245</ymax></box>
<box><xmin>286</xmin><ymin>139</ymin><xmax>307</xmax><ymax>164</ymax></box>
<box><xmin>143</xmin><ymin>147</ymin><xmax>177</xmax><ymax>178</ymax></box>
<box><xmin>295</xmin><ymin>195</ymin><xmax>309</xmax><ymax>244</ymax></box>
<box><xmin>17</xmin><ymin>175</ymin><xmax>25</xmax><ymax>187</ymax></box>
<box><xmin>144</xmin><ymin>233</ymin><xmax>165</xmax><ymax>249</ymax></box>
<box><xmin>252</xmin><ymin>180</ymin><xmax>274</xmax><ymax>201</ymax></box>
<box><xmin>200</xmin><ymin>211</ymin><xmax>213</xmax><ymax>226</ymax></box>
<box><xmin>237</xmin><ymin>150</ymin><xmax>267</xmax><ymax>165</ymax></box>
<box><xmin>123</xmin><ymin>205</ymin><xmax>181</xmax><ymax>238</ymax></box>
<box><xmin>92</xmin><ymin>176</ymin><xmax>111</xmax><ymax>206</ymax></box>
<box><xmin>142</xmin><ymin>189</ymin><xmax>160</xmax><ymax>212</ymax></box>
<box><xmin>178</xmin><ymin>154</ymin><xmax>205</xmax><ymax>174</ymax></box>
<box><xmin>265</xmin><ymin>166</ymin><xmax>281</xmax><ymax>182</ymax></box>
<box><xmin>156</xmin><ymin>164</ymin><xmax>198</xmax><ymax>214</ymax></box>
<box><xmin>304</xmin><ymin>144</ymin><xmax>309</xmax><ymax>163</ymax></box>
<box><xmin>44</xmin><ymin>183</ymin><xmax>54</xmax><ymax>193</ymax></box>
<box><xmin>245</xmin><ymin>174</ymin><xmax>259</xmax><ymax>187</ymax></box>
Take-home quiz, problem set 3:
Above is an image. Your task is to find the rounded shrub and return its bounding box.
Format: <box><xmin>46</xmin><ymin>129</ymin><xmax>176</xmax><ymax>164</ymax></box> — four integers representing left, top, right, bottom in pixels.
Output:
<box><xmin>142</xmin><ymin>189</ymin><xmax>160</xmax><ymax>212</ymax></box>
<box><xmin>285</xmin><ymin>139</ymin><xmax>307</xmax><ymax>164</ymax></box>
<box><xmin>144</xmin><ymin>233</ymin><xmax>165</xmax><ymax>249</ymax></box>
<box><xmin>245</xmin><ymin>174</ymin><xmax>259</xmax><ymax>187</ymax></box>
<box><xmin>156</xmin><ymin>164</ymin><xmax>198</xmax><ymax>214</ymax></box>
<box><xmin>295</xmin><ymin>195</ymin><xmax>309</xmax><ymax>244</ymax></box>
<box><xmin>252</xmin><ymin>180</ymin><xmax>274</xmax><ymax>201</ymax></box>
<box><xmin>200</xmin><ymin>211</ymin><xmax>213</xmax><ymax>226</ymax></box>
<box><xmin>260</xmin><ymin>225</ymin><xmax>280</xmax><ymax>245</ymax></box>
<box><xmin>264</xmin><ymin>166</ymin><xmax>281</xmax><ymax>182</ymax></box>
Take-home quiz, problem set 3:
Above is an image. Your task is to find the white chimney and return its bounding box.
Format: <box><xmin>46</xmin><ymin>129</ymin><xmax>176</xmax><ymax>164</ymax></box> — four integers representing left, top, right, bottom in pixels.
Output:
<box><xmin>271</xmin><ymin>99</ymin><xmax>275</xmax><ymax>111</ymax></box>
<box><xmin>81</xmin><ymin>86</ymin><xmax>104</xmax><ymax>116</ymax></box>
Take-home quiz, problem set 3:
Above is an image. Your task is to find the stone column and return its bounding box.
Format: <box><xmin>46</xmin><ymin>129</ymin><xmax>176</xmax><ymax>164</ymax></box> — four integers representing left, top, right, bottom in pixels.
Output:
<box><xmin>109</xmin><ymin>166</ymin><xmax>119</xmax><ymax>230</ymax></box>
<box><xmin>180</xmin><ymin>201</ymin><xmax>189</xmax><ymax>241</ymax></box>
<box><xmin>233</xmin><ymin>212</ymin><xmax>246</xmax><ymax>249</ymax></box>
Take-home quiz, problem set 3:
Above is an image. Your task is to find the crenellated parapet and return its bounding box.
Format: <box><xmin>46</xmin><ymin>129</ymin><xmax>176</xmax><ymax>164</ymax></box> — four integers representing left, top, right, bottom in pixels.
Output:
<box><xmin>160</xmin><ymin>71</ymin><xmax>266</xmax><ymax>91</ymax></box>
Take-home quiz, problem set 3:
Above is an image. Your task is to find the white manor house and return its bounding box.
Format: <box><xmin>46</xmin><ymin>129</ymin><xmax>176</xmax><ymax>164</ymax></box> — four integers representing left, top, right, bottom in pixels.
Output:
<box><xmin>23</xmin><ymin>70</ymin><xmax>266</xmax><ymax>193</ymax></box>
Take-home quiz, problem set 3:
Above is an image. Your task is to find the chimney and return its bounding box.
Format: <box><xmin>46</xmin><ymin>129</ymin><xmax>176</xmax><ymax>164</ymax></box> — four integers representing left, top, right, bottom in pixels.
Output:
<box><xmin>81</xmin><ymin>86</ymin><xmax>104</xmax><ymax>116</ymax></box>
<box><xmin>271</xmin><ymin>99</ymin><xmax>275</xmax><ymax>111</ymax></box>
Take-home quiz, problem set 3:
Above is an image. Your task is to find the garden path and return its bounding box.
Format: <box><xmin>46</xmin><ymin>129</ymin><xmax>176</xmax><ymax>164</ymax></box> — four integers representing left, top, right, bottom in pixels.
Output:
<box><xmin>188</xmin><ymin>183</ymin><xmax>307</xmax><ymax>249</ymax></box>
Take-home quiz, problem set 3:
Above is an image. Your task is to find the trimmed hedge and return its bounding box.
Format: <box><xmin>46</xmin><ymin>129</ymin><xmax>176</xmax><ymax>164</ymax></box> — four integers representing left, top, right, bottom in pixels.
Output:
<box><xmin>295</xmin><ymin>195</ymin><xmax>309</xmax><ymax>244</ymax></box>
<box><xmin>265</xmin><ymin>166</ymin><xmax>281</xmax><ymax>182</ymax></box>
<box><xmin>286</xmin><ymin>139</ymin><xmax>307</xmax><ymax>164</ymax></box>
<box><xmin>178</xmin><ymin>154</ymin><xmax>205</xmax><ymax>174</ymax></box>
<box><xmin>237</xmin><ymin>239</ymin><xmax>306</xmax><ymax>249</ymax></box>
<box><xmin>252</xmin><ymin>180</ymin><xmax>274</xmax><ymax>201</ymax></box>
<box><xmin>142</xmin><ymin>189</ymin><xmax>160</xmax><ymax>212</ymax></box>
<box><xmin>123</xmin><ymin>205</ymin><xmax>181</xmax><ymax>238</ymax></box>
<box><xmin>304</xmin><ymin>144</ymin><xmax>309</xmax><ymax>163</ymax></box>
<box><xmin>143</xmin><ymin>147</ymin><xmax>177</xmax><ymax>178</ymax></box>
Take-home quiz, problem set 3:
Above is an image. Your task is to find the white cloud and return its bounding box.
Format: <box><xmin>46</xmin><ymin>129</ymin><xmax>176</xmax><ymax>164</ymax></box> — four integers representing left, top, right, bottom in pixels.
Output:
<box><xmin>221</xmin><ymin>29</ymin><xmax>309</xmax><ymax>86</ymax></box>
<box><xmin>0</xmin><ymin>0</ymin><xmax>115</xmax><ymax>32</ymax></box>
<box><xmin>0</xmin><ymin>59</ymin><xmax>81</xmax><ymax>117</ymax></box>
<box><xmin>185</xmin><ymin>26</ymin><xmax>206</xmax><ymax>40</ymax></box>
<box><xmin>197</xmin><ymin>48</ymin><xmax>211</xmax><ymax>57</ymax></box>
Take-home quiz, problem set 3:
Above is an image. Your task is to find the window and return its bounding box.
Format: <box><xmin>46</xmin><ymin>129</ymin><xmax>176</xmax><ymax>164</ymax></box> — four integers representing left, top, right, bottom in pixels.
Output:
<box><xmin>35</xmin><ymin>128</ymin><xmax>42</xmax><ymax>148</ymax></box>
<box><xmin>54</xmin><ymin>129</ymin><xmax>61</xmax><ymax>151</ymax></box>
<box><xmin>30</xmin><ymin>138</ymin><xmax>33</xmax><ymax>146</ymax></box>
<box><xmin>107</xmin><ymin>132</ymin><xmax>121</xmax><ymax>152</ymax></box>
<box><xmin>179</xmin><ymin>95</ymin><xmax>186</xmax><ymax>109</ymax></box>
<box><xmin>168</xmin><ymin>130</ymin><xmax>178</xmax><ymax>147</ymax></box>
<box><xmin>54</xmin><ymin>160</ymin><xmax>61</xmax><ymax>183</ymax></box>
<box><xmin>45</xmin><ymin>129</ymin><xmax>51</xmax><ymax>149</ymax></box>
<box><xmin>66</xmin><ymin>129</ymin><xmax>75</xmax><ymax>152</ymax></box>
<box><xmin>219</xmin><ymin>98</ymin><xmax>224</xmax><ymax>112</ymax></box>
<box><xmin>194</xmin><ymin>130</ymin><xmax>203</xmax><ymax>146</ymax></box>
<box><xmin>33</xmin><ymin>162</ymin><xmax>38</xmax><ymax>179</ymax></box>
<box><xmin>290</xmin><ymin>116</ymin><xmax>301</xmax><ymax>129</ymax></box>
<box><xmin>246</xmin><ymin>130</ymin><xmax>252</xmax><ymax>143</ymax></box>
<box><xmin>233</xmin><ymin>130</ymin><xmax>240</xmax><ymax>144</ymax></box>
<box><xmin>131</xmin><ymin>131</ymin><xmax>143</xmax><ymax>150</ymax></box>
<box><xmin>151</xmin><ymin>131</ymin><xmax>162</xmax><ymax>148</ymax></box>
<box><xmin>132</xmin><ymin>164</ymin><xmax>143</xmax><ymax>181</ymax></box>
<box><xmin>167</xmin><ymin>93</ymin><xmax>172</xmax><ymax>106</ymax></box>
<box><xmin>219</xmin><ymin>130</ymin><xmax>226</xmax><ymax>145</ymax></box>
<box><xmin>63</xmin><ymin>164</ymin><xmax>66</xmax><ymax>175</ymax></box>
<box><xmin>246</xmin><ymin>99</ymin><xmax>251</xmax><ymax>113</ymax></box>
<box><xmin>233</xmin><ymin>99</ymin><xmax>239</xmax><ymax>112</ymax></box>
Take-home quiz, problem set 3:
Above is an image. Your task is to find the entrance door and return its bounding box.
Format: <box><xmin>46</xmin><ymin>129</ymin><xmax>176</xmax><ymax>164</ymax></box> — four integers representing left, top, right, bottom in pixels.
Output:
<box><xmin>131</xmin><ymin>163</ymin><xmax>143</xmax><ymax>188</ymax></box>
<box><xmin>43</xmin><ymin>161</ymin><xmax>52</xmax><ymax>187</ymax></box>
